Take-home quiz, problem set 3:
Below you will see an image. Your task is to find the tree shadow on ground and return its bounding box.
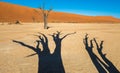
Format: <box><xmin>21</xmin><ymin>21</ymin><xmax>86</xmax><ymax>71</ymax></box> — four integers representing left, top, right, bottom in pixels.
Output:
<box><xmin>83</xmin><ymin>34</ymin><xmax>119</xmax><ymax>73</ymax></box>
<box><xmin>13</xmin><ymin>31</ymin><xmax>76</xmax><ymax>73</ymax></box>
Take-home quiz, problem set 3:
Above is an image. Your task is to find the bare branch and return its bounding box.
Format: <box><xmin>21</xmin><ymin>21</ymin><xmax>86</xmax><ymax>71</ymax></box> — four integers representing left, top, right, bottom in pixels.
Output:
<box><xmin>38</xmin><ymin>32</ymin><xmax>48</xmax><ymax>43</ymax></box>
<box><xmin>26</xmin><ymin>53</ymin><xmax>37</xmax><ymax>57</ymax></box>
<box><xmin>93</xmin><ymin>38</ymin><xmax>99</xmax><ymax>48</ymax></box>
<box><xmin>85</xmin><ymin>33</ymin><xmax>88</xmax><ymax>38</ymax></box>
<box><xmin>36</xmin><ymin>40</ymin><xmax>40</xmax><ymax>49</ymax></box>
<box><xmin>100</xmin><ymin>41</ymin><xmax>104</xmax><ymax>49</ymax></box>
<box><xmin>61</xmin><ymin>32</ymin><xmax>76</xmax><ymax>40</ymax></box>
<box><xmin>84</xmin><ymin>34</ymin><xmax>89</xmax><ymax>46</ymax></box>
<box><xmin>34</xmin><ymin>9</ymin><xmax>41</xmax><ymax>15</ymax></box>
<box><xmin>13</xmin><ymin>40</ymin><xmax>37</xmax><ymax>52</ymax></box>
<box><xmin>90</xmin><ymin>40</ymin><xmax>93</xmax><ymax>48</ymax></box>
<box><xmin>46</xmin><ymin>8</ymin><xmax>52</xmax><ymax>17</ymax></box>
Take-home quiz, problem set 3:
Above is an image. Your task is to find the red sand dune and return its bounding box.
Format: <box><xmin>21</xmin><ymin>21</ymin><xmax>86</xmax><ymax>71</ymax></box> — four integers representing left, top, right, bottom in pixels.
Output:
<box><xmin>0</xmin><ymin>2</ymin><xmax>120</xmax><ymax>23</ymax></box>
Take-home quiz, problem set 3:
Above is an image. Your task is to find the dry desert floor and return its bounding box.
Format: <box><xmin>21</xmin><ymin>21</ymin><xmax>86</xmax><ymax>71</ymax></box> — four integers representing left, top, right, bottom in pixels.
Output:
<box><xmin>0</xmin><ymin>23</ymin><xmax>120</xmax><ymax>73</ymax></box>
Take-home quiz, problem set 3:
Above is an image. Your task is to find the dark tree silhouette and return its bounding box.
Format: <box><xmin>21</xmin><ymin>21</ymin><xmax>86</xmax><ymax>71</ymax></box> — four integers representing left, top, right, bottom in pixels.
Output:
<box><xmin>83</xmin><ymin>34</ymin><xmax>119</xmax><ymax>73</ymax></box>
<box><xmin>83</xmin><ymin>34</ymin><xmax>107</xmax><ymax>73</ymax></box>
<box><xmin>93</xmin><ymin>38</ymin><xmax>119</xmax><ymax>73</ymax></box>
<box><xmin>13</xmin><ymin>31</ymin><xmax>75</xmax><ymax>73</ymax></box>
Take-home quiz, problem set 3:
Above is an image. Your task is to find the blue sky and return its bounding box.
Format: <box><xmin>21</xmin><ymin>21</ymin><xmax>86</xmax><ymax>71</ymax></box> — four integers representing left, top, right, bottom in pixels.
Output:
<box><xmin>1</xmin><ymin>0</ymin><xmax>120</xmax><ymax>18</ymax></box>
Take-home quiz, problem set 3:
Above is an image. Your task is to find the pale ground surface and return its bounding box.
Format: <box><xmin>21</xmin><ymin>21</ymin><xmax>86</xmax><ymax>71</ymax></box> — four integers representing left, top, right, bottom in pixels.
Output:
<box><xmin>0</xmin><ymin>23</ymin><xmax>120</xmax><ymax>73</ymax></box>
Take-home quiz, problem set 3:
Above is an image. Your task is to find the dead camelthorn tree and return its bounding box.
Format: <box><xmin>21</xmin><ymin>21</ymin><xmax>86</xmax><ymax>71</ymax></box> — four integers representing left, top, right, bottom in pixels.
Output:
<box><xmin>35</xmin><ymin>2</ymin><xmax>52</xmax><ymax>29</ymax></box>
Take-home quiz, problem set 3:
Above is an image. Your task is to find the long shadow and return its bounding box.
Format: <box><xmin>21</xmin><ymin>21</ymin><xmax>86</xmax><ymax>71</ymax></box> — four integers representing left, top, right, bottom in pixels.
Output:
<box><xmin>13</xmin><ymin>31</ymin><xmax>75</xmax><ymax>73</ymax></box>
<box><xmin>83</xmin><ymin>34</ymin><xmax>119</xmax><ymax>73</ymax></box>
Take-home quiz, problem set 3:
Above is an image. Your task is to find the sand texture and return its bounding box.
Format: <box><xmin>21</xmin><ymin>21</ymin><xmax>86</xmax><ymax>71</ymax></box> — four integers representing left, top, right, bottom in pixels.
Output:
<box><xmin>0</xmin><ymin>23</ymin><xmax>120</xmax><ymax>73</ymax></box>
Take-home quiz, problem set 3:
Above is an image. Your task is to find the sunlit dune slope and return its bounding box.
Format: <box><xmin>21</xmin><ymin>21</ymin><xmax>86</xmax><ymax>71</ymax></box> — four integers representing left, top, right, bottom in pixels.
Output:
<box><xmin>0</xmin><ymin>2</ymin><xmax>120</xmax><ymax>23</ymax></box>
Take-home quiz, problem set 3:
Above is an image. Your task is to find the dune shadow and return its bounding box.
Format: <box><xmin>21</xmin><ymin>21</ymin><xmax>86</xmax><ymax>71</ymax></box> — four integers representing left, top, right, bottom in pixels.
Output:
<box><xmin>13</xmin><ymin>31</ymin><xmax>75</xmax><ymax>73</ymax></box>
<box><xmin>83</xmin><ymin>34</ymin><xmax>119</xmax><ymax>73</ymax></box>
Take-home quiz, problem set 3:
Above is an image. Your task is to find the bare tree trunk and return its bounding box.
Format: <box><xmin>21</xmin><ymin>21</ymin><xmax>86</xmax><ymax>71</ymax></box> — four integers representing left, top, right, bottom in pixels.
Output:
<box><xmin>44</xmin><ymin>16</ymin><xmax>48</xmax><ymax>29</ymax></box>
